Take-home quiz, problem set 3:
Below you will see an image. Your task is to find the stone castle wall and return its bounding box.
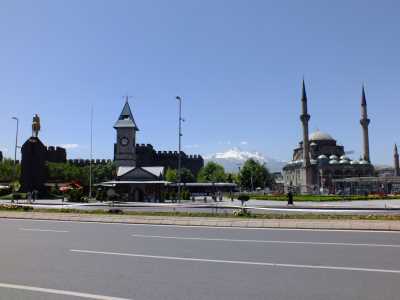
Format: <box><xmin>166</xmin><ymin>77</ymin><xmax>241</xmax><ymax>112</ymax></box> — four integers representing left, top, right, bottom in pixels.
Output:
<box><xmin>46</xmin><ymin>146</ymin><xmax>67</xmax><ymax>163</ymax></box>
<box><xmin>66</xmin><ymin>144</ymin><xmax>204</xmax><ymax>176</ymax></box>
<box><xmin>136</xmin><ymin>144</ymin><xmax>203</xmax><ymax>176</ymax></box>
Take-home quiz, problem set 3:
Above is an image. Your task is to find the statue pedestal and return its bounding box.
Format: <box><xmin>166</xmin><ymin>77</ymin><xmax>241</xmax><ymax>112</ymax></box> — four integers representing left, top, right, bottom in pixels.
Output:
<box><xmin>20</xmin><ymin>137</ymin><xmax>47</xmax><ymax>194</ymax></box>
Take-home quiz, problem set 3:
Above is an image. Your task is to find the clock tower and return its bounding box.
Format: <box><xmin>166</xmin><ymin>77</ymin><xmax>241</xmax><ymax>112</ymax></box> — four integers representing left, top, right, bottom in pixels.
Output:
<box><xmin>114</xmin><ymin>99</ymin><xmax>139</xmax><ymax>167</ymax></box>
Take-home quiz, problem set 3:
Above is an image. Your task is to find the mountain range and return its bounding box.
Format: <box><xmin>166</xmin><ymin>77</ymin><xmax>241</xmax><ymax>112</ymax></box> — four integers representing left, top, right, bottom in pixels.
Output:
<box><xmin>204</xmin><ymin>148</ymin><xmax>286</xmax><ymax>173</ymax></box>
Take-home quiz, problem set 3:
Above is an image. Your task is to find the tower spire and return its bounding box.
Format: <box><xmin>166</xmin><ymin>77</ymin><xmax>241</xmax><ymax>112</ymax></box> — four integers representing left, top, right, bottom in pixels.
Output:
<box><xmin>360</xmin><ymin>85</ymin><xmax>370</xmax><ymax>162</ymax></box>
<box><xmin>394</xmin><ymin>143</ymin><xmax>399</xmax><ymax>176</ymax></box>
<box><xmin>300</xmin><ymin>79</ymin><xmax>312</xmax><ymax>193</ymax></box>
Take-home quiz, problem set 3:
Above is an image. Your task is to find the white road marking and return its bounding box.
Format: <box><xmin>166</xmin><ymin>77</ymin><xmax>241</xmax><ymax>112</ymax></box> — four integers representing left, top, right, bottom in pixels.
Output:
<box><xmin>0</xmin><ymin>282</ymin><xmax>131</xmax><ymax>300</ymax></box>
<box><xmin>70</xmin><ymin>249</ymin><xmax>400</xmax><ymax>275</ymax></box>
<box><xmin>19</xmin><ymin>228</ymin><xmax>69</xmax><ymax>233</ymax></box>
<box><xmin>130</xmin><ymin>234</ymin><xmax>400</xmax><ymax>248</ymax></box>
<box><xmin>5</xmin><ymin>218</ymin><xmax>400</xmax><ymax>234</ymax></box>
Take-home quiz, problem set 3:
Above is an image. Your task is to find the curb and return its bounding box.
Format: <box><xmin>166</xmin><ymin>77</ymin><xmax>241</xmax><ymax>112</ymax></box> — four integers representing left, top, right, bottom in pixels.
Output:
<box><xmin>1</xmin><ymin>211</ymin><xmax>400</xmax><ymax>231</ymax></box>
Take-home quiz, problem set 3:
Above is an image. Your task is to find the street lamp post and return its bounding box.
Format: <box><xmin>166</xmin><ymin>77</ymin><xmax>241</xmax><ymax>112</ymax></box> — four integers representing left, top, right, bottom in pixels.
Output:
<box><xmin>11</xmin><ymin>117</ymin><xmax>19</xmax><ymax>179</ymax></box>
<box><xmin>176</xmin><ymin>96</ymin><xmax>183</xmax><ymax>203</ymax></box>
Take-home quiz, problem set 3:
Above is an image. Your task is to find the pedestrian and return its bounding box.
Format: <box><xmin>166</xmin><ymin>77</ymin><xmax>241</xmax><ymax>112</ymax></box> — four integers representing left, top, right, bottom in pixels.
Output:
<box><xmin>287</xmin><ymin>191</ymin><xmax>293</xmax><ymax>205</ymax></box>
<box><xmin>33</xmin><ymin>190</ymin><xmax>38</xmax><ymax>202</ymax></box>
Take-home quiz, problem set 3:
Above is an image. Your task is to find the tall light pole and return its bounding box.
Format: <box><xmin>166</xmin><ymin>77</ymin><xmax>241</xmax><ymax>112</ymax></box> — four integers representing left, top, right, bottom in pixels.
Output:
<box><xmin>89</xmin><ymin>106</ymin><xmax>93</xmax><ymax>200</ymax></box>
<box><xmin>176</xmin><ymin>96</ymin><xmax>183</xmax><ymax>203</ymax></box>
<box><xmin>11</xmin><ymin>117</ymin><xmax>19</xmax><ymax>179</ymax></box>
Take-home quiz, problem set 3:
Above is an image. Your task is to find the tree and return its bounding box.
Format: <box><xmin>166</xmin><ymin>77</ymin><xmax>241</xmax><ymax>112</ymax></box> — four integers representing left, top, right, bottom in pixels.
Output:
<box><xmin>197</xmin><ymin>162</ymin><xmax>226</xmax><ymax>183</ymax></box>
<box><xmin>46</xmin><ymin>162</ymin><xmax>115</xmax><ymax>186</ymax></box>
<box><xmin>0</xmin><ymin>159</ymin><xmax>20</xmax><ymax>182</ymax></box>
<box><xmin>165</xmin><ymin>168</ymin><xmax>194</xmax><ymax>183</ymax></box>
<box><xmin>165</xmin><ymin>168</ymin><xmax>177</xmax><ymax>182</ymax></box>
<box><xmin>239</xmin><ymin>159</ymin><xmax>274</xmax><ymax>191</ymax></box>
<box><xmin>180</xmin><ymin>168</ymin><xmax>195</xmax><ymax>183</ymax></box>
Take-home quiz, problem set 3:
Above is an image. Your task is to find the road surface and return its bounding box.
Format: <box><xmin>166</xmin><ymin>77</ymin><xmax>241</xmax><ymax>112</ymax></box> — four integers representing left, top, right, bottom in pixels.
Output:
<box><xmin>1</xmin><ymin>218</ymin><xmax>400</xmax><ymax>299</ymax></box>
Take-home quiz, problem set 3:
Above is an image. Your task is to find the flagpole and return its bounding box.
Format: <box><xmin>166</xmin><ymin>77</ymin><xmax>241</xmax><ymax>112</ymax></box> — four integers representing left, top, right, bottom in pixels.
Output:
<box><xmin>89</xmin><ymin>106</ymin><xmax>93</xmax><ymax>200</ymax></box>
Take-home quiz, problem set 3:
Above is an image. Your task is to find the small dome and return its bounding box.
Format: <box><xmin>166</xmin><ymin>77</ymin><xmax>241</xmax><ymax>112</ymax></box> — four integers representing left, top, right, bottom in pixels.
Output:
<box><xmin>339</xmin><ymin>159</ymin><xmax>349</xmax><ymax>164</ymax></box>
<box><xmin>359</xmin><ymin>160</ymin><xmax>369</xmax><ymax>165</ymax></box>
<box><xmin>310</xmin><ymin>142</ymin><xmax>317</xmax><ymax>146</ymax></box>
<box><xmin>318</xmin><ymin>154</ymin><xmax>328</xmax><ymax>160</ymax></box>
<box><xmin>340</xmin><ymin>155</ymin><xmax>349</xmax><ymax>160</ymax></box>
<box><xmin>329</xmin><ymin>159</ymin><xmax>339</xmax><ymax>164</ymax></box>
<box><xmin>310</xmin><ymin>131</ymin><xmax>335</xmax><ymax>141</ymax></box>
<box><xmin>350</xmin><ymin>160</ymin><xmax>359</xmax><ymax>165</ymax></box>
<box><xmin>329</xmin><ymin>155</ymin><xmax>339</xmax><ymax>160</ymax></box>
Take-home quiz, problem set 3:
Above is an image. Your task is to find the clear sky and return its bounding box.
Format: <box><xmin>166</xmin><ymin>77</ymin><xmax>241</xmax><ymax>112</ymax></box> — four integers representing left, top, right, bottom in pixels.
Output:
<box><xmin>0</xmin><ymin>0</ymin><xmax>399</xmax><ymax>165</ymax></box>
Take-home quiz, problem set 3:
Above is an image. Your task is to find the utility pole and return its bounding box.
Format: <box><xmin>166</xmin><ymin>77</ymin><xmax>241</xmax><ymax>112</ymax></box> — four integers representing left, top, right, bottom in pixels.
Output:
<box><xmin>237</xmin><ymin>164</ymin><xmax>241</xmax><ymax>193</ymax></box>
<box><xmin>11</xmin><ymin>117</ymin><xmax>19</xmax><ymax>179</ymax></box>
<box><xmin>176</xmin><ymin>96</ymin><xmax>183</xmax><ymax>203</ymax></box>
<box><xmin>89</xmin><ymin>107</ymin><xmax>93</xmax><ymax>200</ymax></box>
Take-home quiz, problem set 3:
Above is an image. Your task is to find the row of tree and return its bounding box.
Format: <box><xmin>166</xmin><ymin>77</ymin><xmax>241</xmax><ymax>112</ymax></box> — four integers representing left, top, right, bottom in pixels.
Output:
<box><xmin>166</xmin><ymin>159</ymin><xmax>275</xmax><ymax>190</ymax></box>
<box><xmin>0</xmin><ymin>158</ymin><xmax>274</xmax><ymax>191</ymax></box>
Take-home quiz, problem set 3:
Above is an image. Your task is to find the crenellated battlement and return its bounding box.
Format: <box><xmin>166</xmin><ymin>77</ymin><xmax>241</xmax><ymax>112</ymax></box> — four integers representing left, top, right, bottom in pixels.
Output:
<box><xmin>46</xmin><ymin>146</ymin><xmax>67</xmax><ymax>163</ymax></box>
<box><xmin>67</xmin><ymin>159</ymin><xmax>113</xmax><ymax>166</ymax></box>
<box><xmin>132</xmin><ymin>143</ymin><xmax>204</xmax><ymax>176</ymax></box>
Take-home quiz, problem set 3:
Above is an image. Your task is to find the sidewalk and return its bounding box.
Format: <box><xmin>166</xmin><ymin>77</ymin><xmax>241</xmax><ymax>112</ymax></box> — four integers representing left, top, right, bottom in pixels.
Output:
<box><xmin>1</xmin><ymin>211</ymin><xmax>400</xmax><ymax>231</ymax></box>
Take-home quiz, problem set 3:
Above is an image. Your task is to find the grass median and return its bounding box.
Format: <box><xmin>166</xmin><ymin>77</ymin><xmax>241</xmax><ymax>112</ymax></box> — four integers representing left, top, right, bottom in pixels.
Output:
<box><xmin>1</xmin><ymin>204</ymin><xmax>400</xmax><ymax>221</ymax></box>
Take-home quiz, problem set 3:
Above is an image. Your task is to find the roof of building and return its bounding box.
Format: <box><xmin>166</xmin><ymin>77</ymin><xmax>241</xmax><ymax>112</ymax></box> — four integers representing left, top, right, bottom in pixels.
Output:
<box><xmin>117</xmin><ymin>166</ymin><xmax>164</xmax><ymax>178</ymax></box>
<box><xmin>114</xmin><ymin>101</ymin><xmax>139</xmax><ymax>130</ymax></box>
<box><xmin>309</xmin><ymin>130</ymin><xmax>335</xmax><ymax>141</ymax></box>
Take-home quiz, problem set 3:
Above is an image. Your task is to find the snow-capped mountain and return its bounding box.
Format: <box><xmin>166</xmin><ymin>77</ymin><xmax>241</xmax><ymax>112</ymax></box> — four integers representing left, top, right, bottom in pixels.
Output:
<box><xmin>204</xmin><ymin>148</ymin><xmax>286</xmax><ymax>173</ymax></box>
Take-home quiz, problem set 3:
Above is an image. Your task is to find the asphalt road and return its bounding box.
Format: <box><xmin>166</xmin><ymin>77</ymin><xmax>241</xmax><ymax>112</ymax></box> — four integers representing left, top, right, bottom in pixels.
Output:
<box><xmin>1</xmin><ymin>219</ymin><xmax>400</xmax><ymax>299</ymax></box>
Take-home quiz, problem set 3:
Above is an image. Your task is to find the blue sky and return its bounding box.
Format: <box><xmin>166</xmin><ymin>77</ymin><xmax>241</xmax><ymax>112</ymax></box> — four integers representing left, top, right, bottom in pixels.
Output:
<box><xmin>0</xmin><ymin>0</ymin><xmax>399</xmax><ymax>165</ymax></box>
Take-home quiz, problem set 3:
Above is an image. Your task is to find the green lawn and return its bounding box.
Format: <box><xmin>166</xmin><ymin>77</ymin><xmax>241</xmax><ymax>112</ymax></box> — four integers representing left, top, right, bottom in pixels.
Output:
<box><xmin>249</xmin><ymin>194</ymin><xmax>400</xmax><ymax>202</ymax></box>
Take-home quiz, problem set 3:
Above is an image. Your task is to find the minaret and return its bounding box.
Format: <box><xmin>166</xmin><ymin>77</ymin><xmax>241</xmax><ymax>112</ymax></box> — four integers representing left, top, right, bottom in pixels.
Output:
<box><xmin>300</xmin><ymin>79</ymin><xmax>312</xmax><ymax>193</ymax></box>
<box><xmin>360</xmin><ymin>85</ymin><xmax>371</xmax><ymax>162</ymax></box>
<box><xmin>394</xmin><ymin>144</ymin><xmax>400</xmax><ymax>176</ymax></box>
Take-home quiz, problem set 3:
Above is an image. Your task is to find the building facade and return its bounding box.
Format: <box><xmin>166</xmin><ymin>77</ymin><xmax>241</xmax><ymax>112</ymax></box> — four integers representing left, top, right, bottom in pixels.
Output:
<box><xmin>283</xmin><ymin>82</ymin><xmax>375</xmax><ymax>194</ymax></box>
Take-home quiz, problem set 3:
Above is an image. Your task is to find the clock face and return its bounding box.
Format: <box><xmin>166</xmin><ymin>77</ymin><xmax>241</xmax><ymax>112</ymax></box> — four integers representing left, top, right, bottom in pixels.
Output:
<box><xmin>120</xmin><ymin>137</ymin><xmax>129</xmax><ymax>146</ymax></box>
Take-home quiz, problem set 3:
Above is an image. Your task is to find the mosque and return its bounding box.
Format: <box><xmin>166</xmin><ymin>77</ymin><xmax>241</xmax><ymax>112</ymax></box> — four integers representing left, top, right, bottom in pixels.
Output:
<box><xmin>282</xmin><ymin>81</ymin><xmax>375</xmax><ymax>194</ymax></box>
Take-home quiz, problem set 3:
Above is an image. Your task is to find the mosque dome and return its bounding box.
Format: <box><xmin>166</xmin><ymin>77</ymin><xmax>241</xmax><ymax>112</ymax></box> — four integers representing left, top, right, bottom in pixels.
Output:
<box><xmin>329</xmin><ymin>155</ymin><xmax>339</xmax><ymax>160</ymax></box>
<box><xmin>318</xmin><ymin>154</ymin><xmax>328</xmax><ymax>160</ymax></box>
<box><xmin>329</xmin><ymin>159</ymin><xmax>339</xmax><ymax>165</ymax></box>
<box><xmin>309</xmin><ymin>131</ymin><xmax>335</xmax><ymax>142</ymax></box>
<box><xmin>359</xmin><ymin>160</ymin><xmax>369</xmax><ymax>165</ymax></box>
<box><xmin>340</xmin><ymin>155</ymin><xmax>349</xmax><ymax>160</ymax></box>
<box><xmin>350</xmin><ymin>160</ymin><xmax>359</xmax><ymax>165</ymax></box>
<box><xmin>339</xmin><ymin>159</ymin><xmax>349</xmax><ymax>164</ymax></box>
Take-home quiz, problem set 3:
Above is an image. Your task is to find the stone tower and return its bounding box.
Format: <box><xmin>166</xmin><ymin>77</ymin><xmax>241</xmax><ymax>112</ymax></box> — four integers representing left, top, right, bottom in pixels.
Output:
<box><xmin>360</xmin><ymin>85</ymin><xmax>371</xmax><ymax>162</ymax></box>
<box><xmin>394</xmin><ymin>144</ymin><xmax>400</xmax><ymax>176</ymax></box>
<box><xmin>300</xmin><ymin>79</ymin><xmax>312</xmax><ymax>193</ymax></box>
<box><xmin>114</xmin><ymin>99</ymin><xmax>139</xmax><ymax>167</ymax></box>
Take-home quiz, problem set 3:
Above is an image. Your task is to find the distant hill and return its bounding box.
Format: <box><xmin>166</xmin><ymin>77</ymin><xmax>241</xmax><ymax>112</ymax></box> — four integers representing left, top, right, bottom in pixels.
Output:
<box><xmin>204</xmin><ymin>148</ymin><xmax>286</xmax><ymax>173</ymax></box>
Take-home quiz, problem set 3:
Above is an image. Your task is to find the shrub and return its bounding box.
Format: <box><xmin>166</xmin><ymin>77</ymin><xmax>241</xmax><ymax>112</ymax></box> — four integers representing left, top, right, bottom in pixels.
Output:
<box><xmin>95</xmin><ymin>189</ymin><xmax>107</xmax><ymax>201</ymax></box>
<box><xmin>67</xmin><ymin>189</ymin><xmax>84</xmax><ymax>202</ymax></box>
<box><xmin>237</xmin><ymin>194</ymin><xmax>250</xmax><ymax>201</ymax></box>
<box><xmin>233</xmin><ymin>207</ymin><xmax>251</xmax><ymax>217</ymax></box>
<box><xmin>181</xmin><ymin>189</ymin><xmax>190</xmax><ymax>200</ymax></box>
<box><xmin>12</xmin><ymin>193</ymin><xmax>24</xmax><ymax>200</ymax></box>
<box><xmin>0</xmin><ymin>187</ymin><xmax>11</xmax><ymax>197</ymax></box>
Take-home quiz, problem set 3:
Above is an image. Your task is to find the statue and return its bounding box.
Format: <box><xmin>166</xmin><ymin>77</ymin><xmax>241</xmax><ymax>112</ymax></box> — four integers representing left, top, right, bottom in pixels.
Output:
<box><xmin>32</xmin><ymin>114</ymin><xmax>41</xmax><ymax>138</ymax></box>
